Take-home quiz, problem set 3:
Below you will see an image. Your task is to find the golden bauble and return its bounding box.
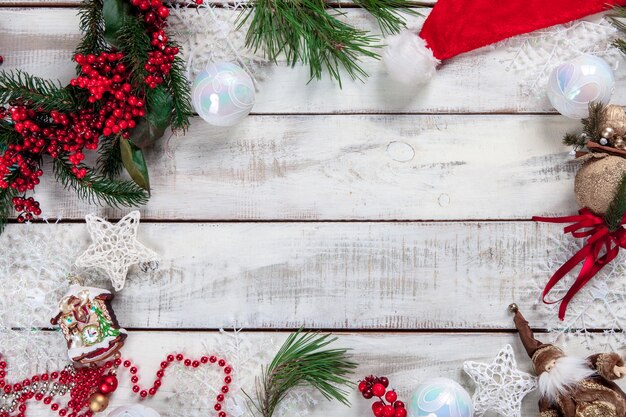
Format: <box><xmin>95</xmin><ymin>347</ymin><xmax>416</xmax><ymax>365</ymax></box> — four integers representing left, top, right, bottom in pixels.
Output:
<box><xmin>88</xmin><ymin>393</ymin><xmax>109</xmax><ymax>413</ymax></box>
<box><xmin>575</xmin><ymin>155</ymin><xmax>626</xmax><ymax>215</ymax></box>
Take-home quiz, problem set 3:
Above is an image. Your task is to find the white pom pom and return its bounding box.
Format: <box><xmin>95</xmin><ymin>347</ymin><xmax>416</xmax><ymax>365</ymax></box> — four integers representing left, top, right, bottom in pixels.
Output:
<box><xmin>383</xmin><ymin>31</ymin><xmax>439</xmax><ymax>85</ymax></box>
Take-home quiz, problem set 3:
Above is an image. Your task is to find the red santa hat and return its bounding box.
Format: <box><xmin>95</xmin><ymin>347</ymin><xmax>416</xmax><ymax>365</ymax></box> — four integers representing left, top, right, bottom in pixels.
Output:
<box><xmin>383</xmin><ymin>0</ymin><xmax>626</xmax><ymax>85</ymax></box>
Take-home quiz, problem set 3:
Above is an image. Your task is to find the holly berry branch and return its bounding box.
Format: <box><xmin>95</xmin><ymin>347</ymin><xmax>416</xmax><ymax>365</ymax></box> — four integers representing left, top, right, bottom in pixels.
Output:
<box><xmin>0</xmin><ymin>0</ymin><xmax>192</xmax><ymax>231</ymax></box>
<box><xmin>358</xmin><ymin>375</ymin><xmax>407</xmax><ymax>417</ymax></box>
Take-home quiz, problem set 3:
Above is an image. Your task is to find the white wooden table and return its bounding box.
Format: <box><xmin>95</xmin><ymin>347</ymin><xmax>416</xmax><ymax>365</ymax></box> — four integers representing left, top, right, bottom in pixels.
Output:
<box><xmin>1</xmin><ymin>3</ymin><xmax>625</xmax><ymax>417</ymax></box>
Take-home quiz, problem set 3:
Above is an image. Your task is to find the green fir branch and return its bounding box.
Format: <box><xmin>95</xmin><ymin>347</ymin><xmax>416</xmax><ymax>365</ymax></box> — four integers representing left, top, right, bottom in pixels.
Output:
<box><xmin>562</xmin><ymin>102</ymin><xmax>606</xmax><ymax>149</ymax></box>
<box><xmin>53</xmin><ymin>157</ymin><xmax>149</xmax><ymax>208</ymax></box>
<box><xmin>0</xmin><ymin>70</ymin><xmax>78</xmax><ymax>112</ymax></box>
<box><xmin>0</xmin><ymin>187</ymin><xmax>18</xmax><ymax>234</ymax></box>
<box><xmin>96</xmin><ymin>136</ymin><xmax>124</xmax><ymax>179</ymax></box>
<box><xmin>166</xmin><ymin>54</ymin><xmax>192</xmax><ymax>133</ymax></box>
<box><xmin>605</xmin><ymin>173</ymin><xmax>626</xmax><ymax>231</ymax></box>
<box><xmin>75</xmin><ymin>0</ymin><xmax>107</xmax><ymax>56</ymax></box>
<box><xmin>116</xmin><ymin>15</ymin><xmax>151</xmax><ymax>90</ymax></box>
<box><xmin>352</xmin><ymin>0</ymin><xmax>420</xmax><ymax>34</ymax></box>
<box><xmin>238</xmin><ymin>0</ymin><xmax>380</xmax><ymax>86</ymax></box>
<box><xmin>0</xmin><ymin>121</ymin><xmax>21</xmax><ymax>151</ymax></box>
<box><xmin>610</xmin><ymin>7</ymin><xmax>626</xmax><ymax>54</ymax></box>
<box><xmin>562</xmin><ymin>132</ymin><xmax>587</xmax><ymax>149</ymax></box>
<box><xmin>244</xmin><ymin>329</ymin><xmax>356</xmax><ymax>417</ymax></box>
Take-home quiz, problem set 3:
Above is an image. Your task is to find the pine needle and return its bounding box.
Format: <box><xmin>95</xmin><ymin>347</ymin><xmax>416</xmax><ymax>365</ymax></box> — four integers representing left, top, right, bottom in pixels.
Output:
<box><xmin>244</xmin><ymin>329</ymin><xmax>356</xmax><ymax>417</ymax></box>
<box><xmin>75</xmin><ymin>0</ymin><xmax>107</xmax><ymax>56</ymax></box>
<box><xmin>352</xmin><ymin>0</ymin><xmax>420</xmax><ymax>35</ymax></box>
<box><xmin>53</xmin><ymin>157</ymin><xmax>149</xmax><ymax>208</ymax></box>
<box><xmin>96</xmin><ymin>136</ymin><xmax>124</xmax><ymax>179</ymax></box>
<box><xmin>166</xmin><ymin>54</ymin><xmax>193</xmax><ymax>133</ymax></box>
<box><xmin>237</xmin><ymin>0</ymin><xmax>380</xmax><ymax>86</ymax></box>
<box><xmin>0</xmin><ymin>121</ymin><xmax>21</xmax><ymax>150</ymax></box>
<box><xmin>609</xmin><ymin>6</ymin><xmax>626</xmax><ymax>54</ymax></box>
<box><xmin>116</xmin><ymin>15</ymin><xmax>151</xmax><ymax>90</ymax></box>
<box><xmin>605</xmin><ymin>173</ymin><xmax>626</xmax><ymax>232</ymax></box>
<box><xmin>0</xmin><ymin>187</ymin><xmax>18</xmax><ymax>234</ymax></box>
<box><xmin>0</xmin><ymin>70</ymin><xmax>78</xmax><ymax>112</ymax></box>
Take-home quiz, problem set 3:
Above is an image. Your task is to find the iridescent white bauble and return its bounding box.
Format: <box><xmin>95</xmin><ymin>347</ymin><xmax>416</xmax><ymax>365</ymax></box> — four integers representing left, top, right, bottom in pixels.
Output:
<box><xmin>108</xmin><ymin>405</ymin><xmax>161</xmax><ymax>417</ymax></box>
<box><xmin>192</xmin><ymin>62</ymin><xmax>255</xmax><ymax>127</ymax></box>
<box><xmin>407</xmin><ymin>378</ymin><xmax>473</xmax><ymax>417</ymax></box>
<box><xmin>546</xmin><ymin>54</ymin><xmax>614</xmax><ymax>119</ymax></box>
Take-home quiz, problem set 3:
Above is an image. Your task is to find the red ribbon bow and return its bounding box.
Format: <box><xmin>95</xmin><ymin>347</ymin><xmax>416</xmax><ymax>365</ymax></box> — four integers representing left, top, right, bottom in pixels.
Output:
<box><xmin>532</xmin><ymin>208</ymin><xmax>626</xmax><ymax>320</ymax></box>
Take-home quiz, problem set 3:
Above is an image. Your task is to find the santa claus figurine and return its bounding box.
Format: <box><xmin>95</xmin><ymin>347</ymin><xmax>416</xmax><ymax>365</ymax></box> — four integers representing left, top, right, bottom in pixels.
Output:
<box><xmin>509</xmin><ymin>303</ymin><xmax>626</xmax><ymax>417</ymax></box>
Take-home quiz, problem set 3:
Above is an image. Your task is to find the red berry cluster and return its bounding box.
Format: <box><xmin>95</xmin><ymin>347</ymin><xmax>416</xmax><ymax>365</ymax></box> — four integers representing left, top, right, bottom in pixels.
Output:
<box><xmin>12</xmin><ymin>196</ymin><xmax>41</xmax><ymax>223</ymax></box>
<box><xmin>358</xmin><ymin>376</ymin><xmax>406</xmax><ymax>417</ymax></box>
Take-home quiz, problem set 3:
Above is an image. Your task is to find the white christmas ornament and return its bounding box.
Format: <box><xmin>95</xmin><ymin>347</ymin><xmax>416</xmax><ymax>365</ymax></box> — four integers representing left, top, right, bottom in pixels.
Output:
<box><xmin>546</xmin><ymin>54</ymin><xmax>615</xmax><ymax>119</ymax></box>
<box><xmin>463</xmin><ymin>344</ymin><xmax>536</xmax><ymax>417</ymax></box>
<box><xmin>75</xmin><ymin>211</ymin><xmax>159</xmax><ymax>291</ymax></box>
<box><xmin>108</xmin><ymin>405</ymin><xmax>161</xmax><ymax>417</ymax></box>
<box><xmin>383</xmin><ymin>31</ymin><xmax>439</xmax><ymax>86</ymax></box>
<box><xmin>192</xmin><ymin>62</ymin><xmax>255</xmax><ymax>126</ymax></box>
<box><xmin>407</xmin><ymin>378</ymin><xmax>472</xmax><ymax>417</ymax></box>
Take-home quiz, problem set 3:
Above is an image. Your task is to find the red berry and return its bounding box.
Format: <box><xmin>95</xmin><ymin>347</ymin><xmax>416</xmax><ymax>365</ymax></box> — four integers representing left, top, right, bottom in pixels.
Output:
<box><xmin>0</xmin><ymin>56</ymin><xmax>4</xmax><ymax>66</ymax></box>
<box><xmin>372</xmin><ymin>402</ymin><xmax>384</xmax><ymax>417</ymax></box>
<box><xmin>394</xmin><ymin>408</ymin><xmax>407</xmax><ymax>417</ymax></box>
<box><xmin>379</xmin><ymin>377</ymin><xmax>389</xmax><ymax>387</ymax></box>
<box><xmin>372</xmin><ymin>383</ymin><xmax>386</xmax><ymax>397</ymax></box>
<box><xmin>382</xmin><ymin>405</ymin><xmax>395</xmax><ymax>417</ymax></box>
<box><xmin>362</xmin><ymin>388</ymin><xmax>373</xmax><ymax>399</ymax></box>
<box><xmin>393</xmin><ymin>401</ymin><xmax>405</xmax><ymax>409</ymax></box>
<box><xmin>385</xmin><ymin>391</ymin><xmax>397</xmax><ymax>403</ymax></box>
<box><xmin>358</xmin><ymin>381</ymin><xmax>367</xmax><ymax>392</ymax></box>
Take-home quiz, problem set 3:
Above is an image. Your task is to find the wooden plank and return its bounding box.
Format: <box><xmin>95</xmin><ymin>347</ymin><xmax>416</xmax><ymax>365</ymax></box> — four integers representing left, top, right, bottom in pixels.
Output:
<box><xmin>27</xmin><ymin>114</ymin><xmax>581</xmax><ymax>221</ymax></box>
<box><xmin>0</xmin><ymin>8</ymin><xmax>622</xmax><ymax>113</ymax></box>
<box><xmin>2</xmin><ymin>220</ymin><xmax>597</xmax><ymax>330</ymax></box>
<box><xmin>6</xmin><ymin>331</ymin><xmax>625</xmax><ymax>417</ymax></box>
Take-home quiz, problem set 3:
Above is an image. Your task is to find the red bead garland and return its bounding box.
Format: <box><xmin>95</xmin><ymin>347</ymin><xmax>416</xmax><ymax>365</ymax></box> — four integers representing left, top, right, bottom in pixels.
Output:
<box><xmin>0</xmin><ymin>353</ymin><xmax>233</xmax><ymax>417</ymax></box>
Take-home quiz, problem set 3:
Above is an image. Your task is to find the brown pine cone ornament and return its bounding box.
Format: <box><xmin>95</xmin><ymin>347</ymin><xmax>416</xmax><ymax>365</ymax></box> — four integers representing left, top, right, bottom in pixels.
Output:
<box><xmin>575</xmin><ymin>155</ymin><xmax>626</xmax><ymax>215</ymax></box>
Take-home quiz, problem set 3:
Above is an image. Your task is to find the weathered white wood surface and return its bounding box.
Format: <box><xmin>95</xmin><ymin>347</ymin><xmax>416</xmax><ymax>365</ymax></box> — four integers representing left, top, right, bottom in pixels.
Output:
<box><xmin>1</xmin><ymin>221</ymin><xmax>587</xmax><ymax>330</ymax></box>
<box><xmin>9</xmin><ymin>331</ymin><xmax>625</xmax><ymax>417</ymax></box>
<box><xmin>0</xmin><ymin>9</ymin><xmax>623</xmax><ymax>114</ymax></box>
<box><xmin>26</xmin><ymin>114</ymin><xmax>579</xmax><ymax>220</ymax></box>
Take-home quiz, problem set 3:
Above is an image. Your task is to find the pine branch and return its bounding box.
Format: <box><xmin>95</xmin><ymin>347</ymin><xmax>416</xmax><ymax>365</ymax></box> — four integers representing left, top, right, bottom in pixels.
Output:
<box><xmin>605</xmin><ymin>173</ymin><xmax>626</xmax><ymax>231</ymax></box>
<box><xmin>562</xmin><ymin>132</ymin><xmax>587</xmax><ymax>149</ymax></box>
<box><xmin>352</xmin><ymin>0</ymin><xmax>420</xmax><ymax>35</ymax></box>
<box><xmin>75</xmin><ymin>0</ymin><xmax>107</xmax><ymax>56</ymax></box>
<box><xmin>0</xmin><ymin>70</ymin><xmax>78</xmax><ymax>112</ymax></box>
<box><xmin>238</xmin><ymin>0</ymin><xmax>380</xmax><ymax>86</ymax></box>
<box><xmin>166</xmin><ymin>54</ymin><xmax>192</xmax><ymax>133</ymax></box>
<box><xmin>610</xmin><ymin>7</ymin><xmax>626</xmax><ymax>54</ymax></box>
<box><xmin>116</xmin><ymin>15</ymin><xmax>151</xmax><ymax>90</ymax></box>
<box><xmin>244</xmin><ymin>329</ymin><xmax>356</xmax><ymax>417</ymax></box>
<box><xmin>0</xmin><ymin>187</ymin><xmax>18</xmax><ymax>234</ymax></box>
<box><xmin>53</xmin><ymin>157</ymin><xmax>149</xmax><ymax>208</ymax></box>
<box><xmin>0</xmin><ymin>121</ymin><xmax>21</xmax><ymax>151</ymax></box>
<box><xmin>96</xmin><ymin>136</ymin><xmax>124</xmax><ymax>179</ymax></box>
<box><xmin>581</xmin><ymin>102</ymin><xmax>605</xmax><ymax>139</ymax></box>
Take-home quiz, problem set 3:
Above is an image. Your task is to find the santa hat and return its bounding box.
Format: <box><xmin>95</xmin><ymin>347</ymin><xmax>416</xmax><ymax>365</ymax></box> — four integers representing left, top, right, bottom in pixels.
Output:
<box><xmin>384</xmin><ymin>0</ymin><xmax>626</xmax><ymax>85</ymax></box>
<box><xmin>509</xmin><ymin>303</ymin><xmax>564</xmax><ymax>375</ymax></box>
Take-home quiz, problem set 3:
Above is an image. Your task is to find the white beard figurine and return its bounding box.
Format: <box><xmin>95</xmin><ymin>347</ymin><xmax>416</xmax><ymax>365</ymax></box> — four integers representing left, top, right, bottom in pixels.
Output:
<box><xmin>509</xmin><ymin>304</ymin><xmax>626</xmax><ymax>417</ymax></box>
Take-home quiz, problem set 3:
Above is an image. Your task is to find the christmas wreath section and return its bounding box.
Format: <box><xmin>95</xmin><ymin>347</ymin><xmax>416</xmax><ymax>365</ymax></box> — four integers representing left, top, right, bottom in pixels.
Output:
<box><xmin>0</xmin><ymin>0</ymin><xmax>192</xmax><ymax>230</ymax></box>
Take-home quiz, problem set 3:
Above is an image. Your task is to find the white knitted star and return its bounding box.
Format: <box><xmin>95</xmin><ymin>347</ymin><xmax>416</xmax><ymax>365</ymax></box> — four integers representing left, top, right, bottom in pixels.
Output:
<box><xmin>463</xmin><ymin>344</ymin><xmax>536</xmax><ymax>417</ymax></box>
<box><xmin>76</xmin><ymin>211</ymin><xmax>159</xmax><ymax>291</ymax></box>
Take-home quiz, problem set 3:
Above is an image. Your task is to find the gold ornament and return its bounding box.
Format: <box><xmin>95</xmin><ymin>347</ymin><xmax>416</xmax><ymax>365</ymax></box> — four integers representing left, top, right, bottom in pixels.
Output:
<box><xmin>88</xmin><ymin>393</ymin><xmax>109</xmax><ymax>413</ymax></box>
<box><xmin>575</xmin><ymin>155</ymin><xmax>626</xmax><ymax>215</ymax></box>
<box><xmin>601</xmin><ymin>105</ymin><xmax>626</xmax><ymax>150</ymax></box>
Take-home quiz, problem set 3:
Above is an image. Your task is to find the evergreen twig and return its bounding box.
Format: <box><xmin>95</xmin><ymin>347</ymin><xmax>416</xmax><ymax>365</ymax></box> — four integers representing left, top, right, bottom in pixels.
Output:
<box><xmin>244</xmin><ymin>329</ymin><xmax>356</xmax><ymax>417</ymax></box>
<box><xmin>75</xmin><ymin>0</ymin><xmax>107</xmax><ymax>56</ymax></box>
<box><xmin>562</xmin><ymin>102</ymin><xmax>605</xmax><ymax>149</ymax></box>
<box><xmin>167</xmin><ymin>54</ymin><xmax>193</xmax><ymax>133</ymax></box>
<box><xmin>0</xmin><ymin>121</ymin><xmax>21</xmax><ymax>151</ymax></box>
<box><xmin>53</xmin><ymin>157</ymin><xmax>149</xmax><ymax>208</ymax></box>
<box><xmin>116</xmin><ymin>15</ymin><xmax>151</xmax><ymax>90</ymax></box>
<box><xmin>610</xmin><ymin>7</ymin><xmax>626</xmax><ymax>54</ymax></box>
<box><xmin>0</xmin><ymin>70</ymin><xmax>78</xmax><ymax>112</ymax></box>
<box><xmin>0</xmin><ymin>187</ymin><xmax>18</xmax><ymax>234</ymax></box>
<box><xmin>605</xmin><ymin>173</ymin><xmax>626</xmax><ymax>231</ymax></box>
<box><xmin>96</xmin><ymin>136</ymin><xmax>124</xmax><ymax>179</ymax></box>
<box><xmin>352</xmin><ymin>0</ymin><xmax>420</xmax><ymax>34</ymax></box>
<box><xmin>237</xmin><ymin>0</ymin><xmax>380</xmax><ymax>86</ymax></box>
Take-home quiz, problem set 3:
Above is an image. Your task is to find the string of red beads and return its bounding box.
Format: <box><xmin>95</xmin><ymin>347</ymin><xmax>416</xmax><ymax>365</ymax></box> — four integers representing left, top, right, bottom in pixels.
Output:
<box><xmin>0</xmin><ymin>353</ymin><xmax>233</xmax><ymax>417</ymax></box>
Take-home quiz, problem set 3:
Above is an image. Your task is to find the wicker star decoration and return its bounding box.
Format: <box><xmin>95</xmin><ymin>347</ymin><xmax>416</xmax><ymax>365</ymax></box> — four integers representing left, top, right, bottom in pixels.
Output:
<box><xmin>76</xmin><ymin>211</ymin><xmax>159</xmax><ymax>291</ymax></box>
<box><xmin>463</xmin><ymin>344</ymin><xmax>536</xmax><ymax>417</ymax></box>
